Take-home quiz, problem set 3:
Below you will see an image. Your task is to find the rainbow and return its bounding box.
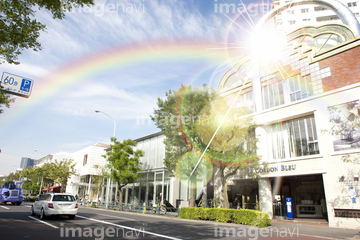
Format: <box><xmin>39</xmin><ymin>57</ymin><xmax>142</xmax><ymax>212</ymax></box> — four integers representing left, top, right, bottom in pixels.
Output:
<box><xmin>0</xmin><ymin>39</ymin><xmax>232</xmax><ymax>136</ymax></box>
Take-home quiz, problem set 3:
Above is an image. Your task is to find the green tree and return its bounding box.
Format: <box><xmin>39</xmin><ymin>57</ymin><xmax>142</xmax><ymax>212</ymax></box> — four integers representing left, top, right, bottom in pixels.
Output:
<box><xmin>50</xmin><ymin>159</ymin><xmax>77</xmax><ymax>192</ymax></box>
<box><xmin>104</xmin><ymin>137</ymin><xmax>144</xmax><ymax>209</ymax></box>
<box><xmin>0</xmin><ymin>86</ymin><xmax>15</xmax><ymax>114</ymax></box>
<box><xmin>28</xmin><ymin>160</ymin><xmax>76</xmax><ymax>193</ymax></box>
<box><xmin>194</xmin><ymin>96</ymin><xmax>261</xmax><ymax>208</ymax></box>
<box><xmin>5</xmin><ymin>171</ymin><xmax>21</xmax><ymax>181</ymax></box>
<box><xmin>0</xmin><ymin>0</ymin><xmax>94</xmax><ymax>113</ymax></box>
<box><xmin>151</xmin><ymin>84</ymin><xmax>216</xmax><ymax>207</ymax></box>
<box><xmin>0</xmin><ymin>0</ymin><xmax>94</xmax><ymax>64</ymax></box>
<box><xmin>92</xmin><ymin>164</ymin><xmax>106</xmax><ymax>202</ymax></box>
<box><xmin>21</xmin><ymin>166</ymin><xmax>42</xmax><ymax>193</ymax></box>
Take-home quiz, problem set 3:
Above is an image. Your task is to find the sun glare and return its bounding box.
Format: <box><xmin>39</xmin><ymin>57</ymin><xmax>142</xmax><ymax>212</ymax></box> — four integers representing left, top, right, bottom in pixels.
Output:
<box><xmin>247</xmin><ymin>28</ymin><xmax>287</xmax><ymax>64</ymax></box>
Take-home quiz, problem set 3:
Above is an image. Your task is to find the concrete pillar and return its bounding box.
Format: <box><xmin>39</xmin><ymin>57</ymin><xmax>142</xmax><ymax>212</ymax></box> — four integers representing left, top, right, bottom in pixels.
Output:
<box><xmin>259</xmin><ymin>178</ymin><xmax>273</xmax><ymax>218</ymax></box>
<box><xmin>251</xmin><ymin>66</ymin><xmax>262</xmax><ymax>112</ymax></box>
<box><xmin>169</xmin><ymin>176</ymin><xmax>179</xmax><ymax>207</ymax></box>
<box><xmin>105</xmin><ymin>177</ymin><xmax>111</xmax><ymax>208</ymax></box>
<box><xmin>87</xmin><ymin>175</ymin><xmax>92</xmax><ymax>200</ymax></box>
<box><xmin>255</xmin><ymin>126</ymin><xmax>268</xmax><ymax>161</ymax></box>
<box><xmin>161</xmin><ymin>171</ymin><xmax>165</xmax><ymax>203</ymax></box>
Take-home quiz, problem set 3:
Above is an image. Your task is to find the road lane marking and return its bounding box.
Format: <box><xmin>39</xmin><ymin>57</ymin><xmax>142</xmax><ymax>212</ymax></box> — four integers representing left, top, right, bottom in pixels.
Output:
<box><xmin>1</xmin><ymin>206</ymin><xmax>10</xmax><ymax>209</ymax></box>
<box><xmin>76</xmin><ymin>215</ymin><xmax>183</xmax><ymax>240</ymax></box>
<box><xmin>28</xmin><ymin>216</ymin><xmax>59</xmax><ymax>229</ymax></box>
<box><xmin>94</xmin><ymin>213</ymin><xmax>135</xmax><ymax>221</ymax></box>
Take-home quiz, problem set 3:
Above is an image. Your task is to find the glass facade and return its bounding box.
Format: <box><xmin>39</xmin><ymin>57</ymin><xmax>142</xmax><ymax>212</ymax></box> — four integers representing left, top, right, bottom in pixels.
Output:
<box><xmin>261</xmin><ymin>75</ymin><xmax>313</xmax><ymax>110</ymax></box>
<box><xmin>268</xmin><ymin>115</ymin><xmax>319</xmax><ymax>160</ymax></box>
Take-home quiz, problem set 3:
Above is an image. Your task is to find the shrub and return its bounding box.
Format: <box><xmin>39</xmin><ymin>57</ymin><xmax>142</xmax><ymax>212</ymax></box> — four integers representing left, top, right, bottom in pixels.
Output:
<box><xmin>179</xmin><ymin>207</ymin><xmax>270</xmax><ymax>227</ymax></box>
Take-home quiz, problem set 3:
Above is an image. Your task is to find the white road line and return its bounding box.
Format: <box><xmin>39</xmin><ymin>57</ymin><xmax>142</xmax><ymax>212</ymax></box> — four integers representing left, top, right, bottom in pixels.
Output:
<box><xmin>1</xmin><ymin>206</ymin><xmax>10</xmax><ymax>209</ymax></box>
<box><xmin>76</xmin><ymin>215</ymin><xmax>183</xmax><ymax>240</ymax></box>
<box><xmin>28</xmin><ymin>216</ymin><xmax>59</xmax><ymax>229</ymax></box>
<box><xmin>25</xmin><ymin>206</ymin><xmax>32</xmax><ymax>208</ymax></box>
<box><xmin>95</xmin><ymin>213</ymin><xmax>135</xmax><ymax>221</ymax></box>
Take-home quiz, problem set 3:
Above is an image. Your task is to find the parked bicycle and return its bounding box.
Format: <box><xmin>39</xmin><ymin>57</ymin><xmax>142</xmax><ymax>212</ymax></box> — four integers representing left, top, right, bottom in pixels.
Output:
<box><xmin>152</xmin><ymin>202</ymin><xmax>167</xmax><ymax>215</ymax></box>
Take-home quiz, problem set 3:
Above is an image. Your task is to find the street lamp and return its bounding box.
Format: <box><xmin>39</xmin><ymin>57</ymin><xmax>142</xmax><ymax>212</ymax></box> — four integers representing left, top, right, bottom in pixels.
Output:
<box><xmin>95</xmin><ymin>109</ymin><xmax>116</xmax><ymax>207</ymax></box>
<box><xmin>95</xmin><ymin>109</ymin><xmax>116</xmax><ymax>138</ymax></box>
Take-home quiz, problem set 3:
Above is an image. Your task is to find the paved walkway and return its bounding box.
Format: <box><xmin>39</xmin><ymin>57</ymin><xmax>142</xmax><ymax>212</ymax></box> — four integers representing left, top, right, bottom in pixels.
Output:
<box><xmin>81</xmin><ymin>206</ymin><xmax>360</xmax><ymax>239</ymax></box>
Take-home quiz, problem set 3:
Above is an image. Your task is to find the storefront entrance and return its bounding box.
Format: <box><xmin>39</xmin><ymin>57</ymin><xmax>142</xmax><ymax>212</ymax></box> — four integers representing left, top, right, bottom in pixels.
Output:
<box><xmin>272</xmin><ymin>174</ymin><xmax>327</xmax><ymax>219</ymax></box>
<box><xmin>228</xmin><ymin>179</ymin><xmax>259</xmax><ymax>209</ymax></box>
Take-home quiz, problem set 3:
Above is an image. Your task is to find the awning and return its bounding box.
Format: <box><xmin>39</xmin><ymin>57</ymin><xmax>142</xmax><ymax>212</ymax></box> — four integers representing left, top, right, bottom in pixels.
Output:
<box><xmin>42</xmin><ymin>186</ymin><xmax>61</xmax><ymax>191</ymax></box>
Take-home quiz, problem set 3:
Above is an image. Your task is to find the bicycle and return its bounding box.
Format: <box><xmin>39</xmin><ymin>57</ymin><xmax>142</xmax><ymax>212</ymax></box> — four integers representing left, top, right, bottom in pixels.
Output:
<box><xmin>152</xmin><ymin>203</ymin><xmax>167</xmax><ymax>215</ymax></box>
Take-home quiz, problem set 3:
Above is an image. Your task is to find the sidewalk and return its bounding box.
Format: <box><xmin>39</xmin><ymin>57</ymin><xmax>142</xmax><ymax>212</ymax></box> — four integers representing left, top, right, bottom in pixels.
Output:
<box><xmin>81</xmin><ymin>205</ymin><xmax>360</xmax><ymax>239</ymax></box>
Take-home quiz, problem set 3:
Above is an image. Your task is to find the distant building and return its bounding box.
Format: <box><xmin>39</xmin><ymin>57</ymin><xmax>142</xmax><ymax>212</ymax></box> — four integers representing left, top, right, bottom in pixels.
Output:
<box><xmin>20</xmin><ymin>157</ymin><xmax>35</xmax><ymax>169</ymax></box>
<box><xmin>272</xmin><ymin>0</ymin><xmax>360</xmax><ymax>33</ymax></box>
<box><xmin>66</xmin><ymin>142</ymin><xmax>110</xmax><ymax>202</ymax></box>
<box><xmin>35</xmin><ymin>152</ymin><xmax>73</xmax><ymax>167</ymax></box>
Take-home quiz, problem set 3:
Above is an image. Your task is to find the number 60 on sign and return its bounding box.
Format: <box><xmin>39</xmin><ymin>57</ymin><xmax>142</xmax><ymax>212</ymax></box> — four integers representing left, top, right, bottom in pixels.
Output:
<box><xmin>1</xmin><ymin>72</ymin><xmax>34</xmax><ymax>98</ymax></box>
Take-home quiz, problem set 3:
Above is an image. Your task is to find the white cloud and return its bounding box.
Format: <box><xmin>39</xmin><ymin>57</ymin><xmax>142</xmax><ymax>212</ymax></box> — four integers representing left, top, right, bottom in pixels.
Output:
<box><xmin>1</xmin><ymin>62</ymin><xmax>49</xmax><ymax>80</ymax></box>
<box><xmin>49</xmin><ymin>82</ymin><xmax>157</xmax><ymax>120</ymax></box>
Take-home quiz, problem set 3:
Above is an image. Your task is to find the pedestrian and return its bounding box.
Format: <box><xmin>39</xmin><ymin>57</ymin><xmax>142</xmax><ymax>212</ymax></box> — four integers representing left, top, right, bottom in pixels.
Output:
<box><xmin>232</xmin><ymin>198</ymin><xmax>240</xmax><ymax>209</ymax></box>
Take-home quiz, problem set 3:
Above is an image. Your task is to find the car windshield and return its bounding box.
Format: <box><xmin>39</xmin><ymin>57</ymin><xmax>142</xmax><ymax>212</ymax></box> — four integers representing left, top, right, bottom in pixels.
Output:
<box><xmin>52</xmin><ymin>195</ymin><xmax>75</xmax><ymax>202</ymax></box>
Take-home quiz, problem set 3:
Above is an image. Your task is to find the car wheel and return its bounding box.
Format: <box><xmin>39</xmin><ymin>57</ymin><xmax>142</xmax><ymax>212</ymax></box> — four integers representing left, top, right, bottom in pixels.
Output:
<box><xmin>40</xmin><ymin>208</ymin><xmax>46</xmax><ymax>220</ymax></box>
<box><xmin>11</xmin><ymin>202</ymin><xmax>15</xmax><ymax>205</ymax></box>
<box><xmin>68</xmin><ymin>215</ymin><xmax>75</xmax><ymax>220</ymax></box>
<box><xmin>16</xmin><ymin>202</ymin><xmax>21</xmax><ymax>205</ymax></box>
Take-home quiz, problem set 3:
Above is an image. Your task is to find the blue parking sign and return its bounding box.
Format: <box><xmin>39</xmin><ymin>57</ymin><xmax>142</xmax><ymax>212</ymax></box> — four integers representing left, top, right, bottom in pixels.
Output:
<box><xmin>20</xmin><ymin>79</ymin><xmax>32</xmax><ymax>92</ymax></box>
<box><xmin>1</xmin><ymin>72</ymin><xmax>33</xmax><ymax>98</ymax></box>
<box><xmin>286</xmin><ymin>197</ymin><xmax>293</xmax><ymax>219</ymax></box>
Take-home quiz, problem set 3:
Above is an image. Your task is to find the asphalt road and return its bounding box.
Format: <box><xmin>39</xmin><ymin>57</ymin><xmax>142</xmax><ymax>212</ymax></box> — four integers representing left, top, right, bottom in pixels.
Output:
<box><xmin>0</xmin><ymin>202</ymin><xmax>359</xmax><ymax>240</ymax></box>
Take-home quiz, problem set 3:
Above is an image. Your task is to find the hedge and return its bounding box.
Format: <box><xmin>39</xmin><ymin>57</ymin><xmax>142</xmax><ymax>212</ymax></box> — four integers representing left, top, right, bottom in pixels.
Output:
<box><xmin>178</xmin><ymin>207</ymin><xmax>271</xmax><ymax>227</ymax></box>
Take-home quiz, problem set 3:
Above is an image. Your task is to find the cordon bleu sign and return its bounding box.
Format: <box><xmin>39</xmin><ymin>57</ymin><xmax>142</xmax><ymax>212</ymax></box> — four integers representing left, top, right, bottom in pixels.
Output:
<box><xmin>247</xmin><ymin>164</ymin><xmax>296</xmax><ymax>174</ymax></box>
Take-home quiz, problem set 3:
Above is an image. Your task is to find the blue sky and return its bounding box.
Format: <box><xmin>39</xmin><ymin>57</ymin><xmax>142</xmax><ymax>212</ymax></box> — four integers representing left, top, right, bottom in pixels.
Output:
<box><xmin>0</xmin><ymin>0</ymin><xmax>272</xmax><ymax>175</ymax></box>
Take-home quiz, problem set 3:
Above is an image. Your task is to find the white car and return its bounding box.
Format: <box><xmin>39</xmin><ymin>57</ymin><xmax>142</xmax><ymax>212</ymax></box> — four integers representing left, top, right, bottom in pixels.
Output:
<box><xmin>31</xmin><ymin>193</ymin><xmax>78</xmax><ymax>219</ymax></box>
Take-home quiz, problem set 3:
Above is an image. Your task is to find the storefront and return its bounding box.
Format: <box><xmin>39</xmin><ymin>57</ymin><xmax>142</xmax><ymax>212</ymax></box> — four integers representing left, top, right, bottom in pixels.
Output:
<box><xmin>272</xmin><ymin>174</ymin><xmax>327</xmax><ymax>219</ymax></box>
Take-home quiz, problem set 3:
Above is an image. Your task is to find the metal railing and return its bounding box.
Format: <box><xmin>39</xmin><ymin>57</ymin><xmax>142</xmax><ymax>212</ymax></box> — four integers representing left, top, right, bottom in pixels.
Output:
<box><xmin>89</xmin><ymin>202</ymin><xmax>180</xmax><ymax>216</ymax></box>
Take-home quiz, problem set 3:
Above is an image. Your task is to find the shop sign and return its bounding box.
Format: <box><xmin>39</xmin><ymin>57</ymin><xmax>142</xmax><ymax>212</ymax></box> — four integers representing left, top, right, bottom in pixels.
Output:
<box><xmin>338</xmin><ymin>178</ymin><xmax>360</xmax><ymax>186</ymax></box>
<box><xmin>247</xmin><ymin>164</ymin><xmax>296</xmax><ymax>174</ymax></box>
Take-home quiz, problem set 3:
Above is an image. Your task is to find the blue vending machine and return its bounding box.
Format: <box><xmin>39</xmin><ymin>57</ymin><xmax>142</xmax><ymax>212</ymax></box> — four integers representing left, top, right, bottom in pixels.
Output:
<box><xmin>286</xmin><ymin>197</ymin><xmax>293</xmax><ymax>219</ymax></box>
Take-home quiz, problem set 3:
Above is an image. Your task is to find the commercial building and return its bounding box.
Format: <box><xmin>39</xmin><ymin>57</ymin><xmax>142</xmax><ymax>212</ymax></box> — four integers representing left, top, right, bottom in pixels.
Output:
<box><xmin>101</xmin><ymin>132</ymin><xmax>205</xmax><ymax>208</ymax></box>
<box><xmin>66</xmin><ymin>142</ymin><xmax>110</xmax><ymax>201</ymax></box>
<box><xmin>19</xmin><ymin>157</ymin><xmax>35</xmax><ymax>169</ymax></box>
<box><xmin>215</xmin><ymin>0</ymin><xmax>360</xmax><ymax>229</ymax></box>
<box><xmin>273</xmin><ymin>0</ymin><xmax>360</xmax><ymax>33</ymax></box>
<box><xmin>35</xmin><ymin>152</ymin><xmax>73</xmax><ymax>167</ymax></box>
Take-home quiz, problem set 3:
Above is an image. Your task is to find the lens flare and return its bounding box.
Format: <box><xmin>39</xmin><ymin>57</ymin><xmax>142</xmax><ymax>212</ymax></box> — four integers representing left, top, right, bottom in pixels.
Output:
<box><xmin>176</xmin><ymin>151</ymin><xmax>213</xmax><ymax>187</ymax></box>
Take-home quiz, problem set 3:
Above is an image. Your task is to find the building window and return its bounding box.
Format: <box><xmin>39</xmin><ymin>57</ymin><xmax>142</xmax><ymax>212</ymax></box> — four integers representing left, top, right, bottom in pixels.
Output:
<box><xmin>289</xmin><ymin>20</ymin><xmax>296</xmax><ymax>25</ymax></box>
<box><xmin>261</xmin><ymin>80</ymin><xmax>284</xmax><ymax>110</ymax></box>
<box><xmin>328</xmin><ymin>100</ymin><xmax>360</xmax><ymax>152</ymax></box>
<box><xmin>301</xmin><ymin>8</ymin><xmax>309</xmax><ymax>13</ymax></box>
<box><xmin>348</xmin><ymin>2</ymin><xmax>357</xmax><ymax>7</ymax></box>
<box><xmin>268</xmin><ymin>115</ymin><xmax>319</xmax><ymax>160</ymax></box>
<box><xmin>303</xmin><ymin>18</ymin><xmax>311</xmax><ymax>22</ymax></box>
<box><xmin>287</xmin><ymin>75</ymin><xmax>313</xmax><ymax>102</ymax></box>
<box><xmin>261</xmin><ymin>75</ymin><xmax>313</xmax><ymax>110</ymax></box>
<box><xmin>314</xmin><ymin>6</ymin><xmax>328</xmax><ymax>11</ymax></box>
<box><xmin>236</xmin><ymin>91</ymin><xmax>254</xmax><ymax>113</ymax></box>
<box><xmin>83</xmin><ymin>154</ymin><xmax>88</xmax><ymax>166</ymax></box>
